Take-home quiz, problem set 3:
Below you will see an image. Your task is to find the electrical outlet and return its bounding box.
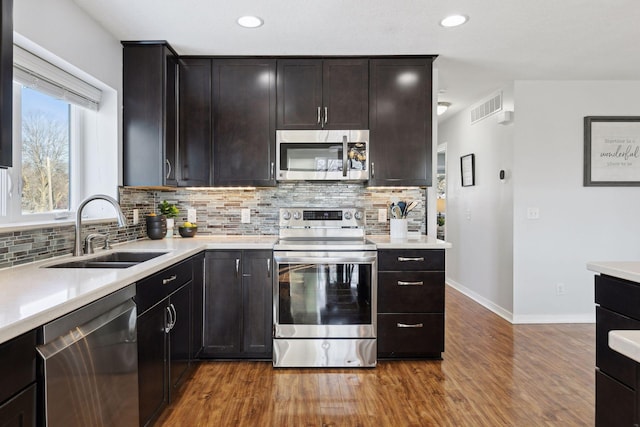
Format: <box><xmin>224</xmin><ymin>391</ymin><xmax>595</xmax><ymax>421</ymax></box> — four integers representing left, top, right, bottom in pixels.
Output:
<box><xmin>241</xmin><ymin>208</ymin><xmax>250</xmax><ymax>224</ymax></box>
<box><xmin>527</xmin><ymin>207</ymin><xmax>540</xmax><ymax>220</ymax></box>
<box><xmin>465</xmin><ymin>209</ymin><xmax>471</xmax><ymax>221</ymax></box>
<box><xmin>187</xmin><ymin>208</ymin><xmax>197</xmax><ymax>223</ymax></box>
<box><xmin>132</xmin><ymin>209</ymin><xmax>139</xmax><ymax>225</ymax></box>
<box><xmin>378</xmin><ymin>208</ymin><xmax>387</xmax><ymax>223</ymax></box>
<box><xmin>556</xmin><ymin>283</ymin><xmax>567</xmax><ymax>296</ymax></box>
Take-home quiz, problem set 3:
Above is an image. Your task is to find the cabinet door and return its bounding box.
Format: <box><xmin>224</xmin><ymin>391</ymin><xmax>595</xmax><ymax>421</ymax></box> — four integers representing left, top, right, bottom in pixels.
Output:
<box><xmin>212</xmin><ymin>59</ymin><xmax>276</xmax><ymax>186</ymax></box>
<box><xmin>203</xmin><ymin>251</ymin><xmax>243</xmax><ymax>355</ymax></box>
<box><xmin>0</xmin><ymin>0</ymin><xmax>12</xmax><ymax>168</ymax></box>
<box><xmin>122</xmin><ymin>42</ymin><xmax>177</xmax><ymax>187</ymax></box>
<box><xmin>169</xmin><ymin>283</ymin><xmax>191</xmax><ymax>397</ymax></box>
<box><xmin>369</xmin><ymin>58</ymin><xmax>434</xmax><ymax>186</ymax></box>
<box><xmin>178</xmin><ymin>58</ymin><xmax>211</xmax><ymax>186</ymax></box>
<box><xmin>276</xmin><ymin>59</ymin><xmax>322</xmax><ymax>129</ymax></box>
<box><xmin>323</xmin><ymin>59</ymin><xmax>369</xmax><ymax>129</ymax></box>
<box><xmin>0</xmin><ymin>384</ymin><xmax>36</xmax><ymax>427</ymax></box>
<box><xmin>242</xmin><ymin>251</ymin><xmax>273</xmax><ymax>357</ymax></box>
<box><xmin>137</xmin><ymin>301</ymin><xmax>167</xmax><ymax>427</ymax></box>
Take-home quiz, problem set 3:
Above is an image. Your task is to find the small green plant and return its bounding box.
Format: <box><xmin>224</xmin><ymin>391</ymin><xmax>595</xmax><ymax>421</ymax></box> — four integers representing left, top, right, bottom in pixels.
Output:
<box><xmin>437</xmin><ymin>215</ymin><xmax>445</xmax><ymax>227</ymax></box>
<box><xmin>158</xmin><ymin>200</ymin><xmax>179</xmax><ymax>218</ymax></box>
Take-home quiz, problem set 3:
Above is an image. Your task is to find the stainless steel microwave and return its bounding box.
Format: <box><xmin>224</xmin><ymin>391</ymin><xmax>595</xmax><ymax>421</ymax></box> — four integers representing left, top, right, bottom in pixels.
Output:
<box><xmin>276</xmin><ymin>130</ymin><xmax>370</xmax><ymax>181</ymax></box>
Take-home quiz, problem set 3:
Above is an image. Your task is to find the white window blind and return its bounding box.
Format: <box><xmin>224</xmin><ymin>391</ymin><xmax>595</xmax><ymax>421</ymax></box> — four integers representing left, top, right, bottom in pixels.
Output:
<box><xmin>13</xmin><ymin>45</ymin><xmax>102</xmax><ymax>111</ymax></box>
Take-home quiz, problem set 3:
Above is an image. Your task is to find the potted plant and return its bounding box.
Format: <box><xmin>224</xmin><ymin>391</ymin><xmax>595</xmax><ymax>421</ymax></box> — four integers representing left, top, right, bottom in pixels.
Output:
<box><xmin>158</xmin><ymin>200</ymin><xmax>179</xmax><ymax>238</ymax></box>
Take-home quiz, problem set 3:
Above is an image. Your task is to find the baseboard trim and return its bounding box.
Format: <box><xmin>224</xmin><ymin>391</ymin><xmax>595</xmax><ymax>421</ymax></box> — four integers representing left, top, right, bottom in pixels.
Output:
<box><xmin>445</xmin><ymin>278</ymin><xmax>596</xmax><ymax>325</ymax></box>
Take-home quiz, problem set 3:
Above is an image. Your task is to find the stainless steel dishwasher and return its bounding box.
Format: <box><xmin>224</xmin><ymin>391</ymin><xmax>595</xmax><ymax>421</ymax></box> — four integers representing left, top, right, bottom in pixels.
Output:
<box><xmin>37</xmin><ymin>285</ymin><xmax>139</xmax><ymax>426</ymax></box>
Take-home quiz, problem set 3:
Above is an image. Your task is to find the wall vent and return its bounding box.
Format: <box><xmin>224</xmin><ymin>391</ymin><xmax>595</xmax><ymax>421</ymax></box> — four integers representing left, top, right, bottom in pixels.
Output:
<box><xmin>470</xmin><ymin>91</ymin><xmax>503</xmax><ymax>124</ymax></box>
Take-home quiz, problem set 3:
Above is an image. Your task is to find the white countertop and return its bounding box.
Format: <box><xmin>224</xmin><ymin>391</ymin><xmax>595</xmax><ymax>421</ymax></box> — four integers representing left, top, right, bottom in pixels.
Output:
<box><xmin>587</xmin><ymin>261</ymin><xmax>640</xmax><ymax>283</ymax></box>
<box><xmin>0</xmin><ymin>233</ymin><xmax>449</xmax><ymax>344</ymax></box>
<box><xmin>609</xmin><ymin>330</ymin><xmax>640</xmax><ymax>363</ymax></box>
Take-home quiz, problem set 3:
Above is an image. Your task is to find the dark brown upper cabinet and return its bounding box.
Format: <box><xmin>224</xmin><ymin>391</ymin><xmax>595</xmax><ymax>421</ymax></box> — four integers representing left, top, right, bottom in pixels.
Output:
<box><xmin>122</xmin><ymin>41</ymin><xmax>178</xmax><ymax>187</ymax></box>
<box><xmin>178</xmin><ymin>58</ymin><xmax>212</xmax><ymax>187</ymax></box>
<box><xmin>212</xmin><ymin>58</ymin><xmax>276</xmax><ymax>186</ymax></box>
<box><xmin>0</xmin><ymin>0</ymin><xmax>13</xmax><ymax>168</ymax></box>
<box><xmin>369</xmin><ymin>58</ymin><xmax>434</xmax><ymax>186</ymax></box>
<box><xmin>276</xmin><ymin>59</ymin><xmax>368</xmax><ymax>130</ymax></box>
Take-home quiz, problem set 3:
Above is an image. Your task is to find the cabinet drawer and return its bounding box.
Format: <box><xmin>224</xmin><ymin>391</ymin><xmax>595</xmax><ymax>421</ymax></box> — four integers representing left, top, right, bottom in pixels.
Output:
<box><xmin>596</xmin><ymin>274</ymin><xmax>640</xmax><ymax>320</ymax></box>
<box><xmin>136</xmin><ymin>258</ymin><xmax>193</xmax><ymax>314</ymax></box>
<box><xmin>596</xmin><ymin>306</ymin><xmax>640</xmax><ymax>389</ymax></box>
<box><xmin>378</xmin><ymin>249</ymin><xmax>444</xmax><ymax>271</ymax></box>
<box><xmin>378</xmin><ymin>272</ymin><xmax>444</xmax><ymax>313</ymax></box>
<box><xmin>377</xmin><ymin>313</ymin><xmax>444</xmax><ymax>357</ymax></box>
<box><xmin>595</xmin><ymin>369</ymin><xmax>635</xmax><ymax>427</ymax></box>
<box><xmin>0</xmin><ymin>383</ymin><xmax>36</xmax><ymax>426</ymax></box>
<box><xmin>0</xmin><ymin>330</ymin><xmax>36</xmax><ymax>404</ymax></box>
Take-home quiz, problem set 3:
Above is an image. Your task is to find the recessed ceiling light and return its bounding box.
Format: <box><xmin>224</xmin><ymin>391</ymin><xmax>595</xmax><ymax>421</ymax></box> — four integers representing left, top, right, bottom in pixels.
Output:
<box><xmin>237</xmin><ymin>15</ymin><xmax>264</xmax><ymax>28</ymax></box>
<box><xmin>440</xmin><ymin>14</ymin><xmax>468</xmax><ymax>28</ymax></box>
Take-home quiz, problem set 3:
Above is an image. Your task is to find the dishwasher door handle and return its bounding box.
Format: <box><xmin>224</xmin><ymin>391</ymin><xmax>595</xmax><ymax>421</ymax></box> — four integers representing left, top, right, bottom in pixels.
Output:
<box><xmin>36</xmin><ymin>299</ymin><xmax>136</xmax><ymax>359</ymax></box>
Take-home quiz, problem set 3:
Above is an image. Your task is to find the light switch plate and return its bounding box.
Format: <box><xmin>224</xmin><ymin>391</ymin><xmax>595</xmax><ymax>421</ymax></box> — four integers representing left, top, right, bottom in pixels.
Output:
<box><xmin>241</xmin><ymin>208</ymin><xmax>250</xmax><ymax>224</ymax></box>
<box><xmin>377</xmin><ymin>208</ymin><xmax>387</xmax><ymax>223</ymax></box>
<box><xmin>187</xmin><ymin>208</ymin><xmax>197</xmax><ymax>223</ymax></box>
<box><xmin>132</xmin><ymin>209</ymin><xmax>139</xmax><ymax>225</ymax></box>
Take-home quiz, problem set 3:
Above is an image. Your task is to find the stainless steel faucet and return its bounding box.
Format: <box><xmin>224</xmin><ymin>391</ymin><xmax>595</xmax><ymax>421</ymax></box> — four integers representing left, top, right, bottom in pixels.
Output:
<box><xmin>74</xmin><ymin>194</ymin><xmax>127</xmax><ymax>256</ymax></box>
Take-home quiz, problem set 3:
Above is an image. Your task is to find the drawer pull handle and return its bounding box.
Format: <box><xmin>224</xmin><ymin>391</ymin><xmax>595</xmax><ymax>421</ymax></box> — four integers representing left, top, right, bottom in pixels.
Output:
<box><xmin>398</xmin><ymin>257</ymin><xmax>424</xmax><ymax>262</ymax></box>
<box><xmin>162</xmin><ymin>275</ymin><xmax>177</xmax><ymax>285</ymax></box>
<box><xmin>397</xmin><ymin>323</ymin><xmax>424</xmax><ymax>328</ymax></box>
<box><xmin>398</xmin><ymin>281</ymin><xmax>424</xmax><ymax>286</ymax></box>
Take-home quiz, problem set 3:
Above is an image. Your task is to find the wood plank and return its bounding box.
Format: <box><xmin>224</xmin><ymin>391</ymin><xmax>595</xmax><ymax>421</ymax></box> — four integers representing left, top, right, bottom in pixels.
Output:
<box><xmin>156</xmin><ymin>285</ymin><xmax>594</xmax><ymax>426</ymax></box>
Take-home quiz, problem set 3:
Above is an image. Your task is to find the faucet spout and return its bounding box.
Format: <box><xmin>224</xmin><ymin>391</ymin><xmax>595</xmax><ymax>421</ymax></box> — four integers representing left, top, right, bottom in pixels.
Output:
<box><xmin>74</xmin><ymin>194</ymin><xmax>127</xmax><ymax>256</ymax></box>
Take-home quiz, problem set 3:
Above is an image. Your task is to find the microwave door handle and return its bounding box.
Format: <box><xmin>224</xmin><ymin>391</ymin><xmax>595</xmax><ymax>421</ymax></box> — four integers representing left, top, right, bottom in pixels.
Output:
<box><xmin>342</xmin><ymin>135</ymin><xmax>348</xmax><ymax>177</ymax></box>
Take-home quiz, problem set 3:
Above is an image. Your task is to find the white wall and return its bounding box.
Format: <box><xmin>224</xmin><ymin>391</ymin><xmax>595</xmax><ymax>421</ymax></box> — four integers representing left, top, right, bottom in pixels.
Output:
<box><xmin>512</xmin><ymin>81</ymin><xmax>640</xmax><ymax>323</ymax></box>
<box><xmin>14</xmin><ymin>0</ymin><xmax>123</xmax><ymax>191</ymax></box>
<box><xmin>439</xmin><ymin>86</ymin><xmax>515</xmax><ymax>320</ymax></box>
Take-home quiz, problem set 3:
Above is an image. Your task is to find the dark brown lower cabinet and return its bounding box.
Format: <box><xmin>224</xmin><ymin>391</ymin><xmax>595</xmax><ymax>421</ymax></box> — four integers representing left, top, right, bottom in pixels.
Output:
<box><xmin>594</xmin><ymin>274</ymin><xmax>640</xmax><ymax>426</ymax></box>
<box><xmin>0</xmin><ymin>330</ymin><xmax>37</xmax><ymax>427</ymax></box>
<box><xmin>377</xmin><ymin>249</ymin><xmax>444</xmax><ymax>359</ymax></box>
<box><xmin>202</xmin><ymin>250</ymin><xmax>272</xmax><ymax>359</ymax></box>
<box><xmin>136</xmin><ymin>257</ymin><xmax>195</xmax><ymax>427</ymax></box>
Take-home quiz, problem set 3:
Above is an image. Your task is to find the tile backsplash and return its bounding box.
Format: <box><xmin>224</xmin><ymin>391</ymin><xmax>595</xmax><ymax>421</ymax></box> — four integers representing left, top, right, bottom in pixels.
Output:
<box><xmin>0</xmin><ymin>184</ymin><xmax>426</xmax><ymax>269</ymax></box>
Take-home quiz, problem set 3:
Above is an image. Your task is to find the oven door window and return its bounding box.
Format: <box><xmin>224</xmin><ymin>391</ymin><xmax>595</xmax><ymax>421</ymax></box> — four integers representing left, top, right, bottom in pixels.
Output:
<box><xmin>278</xmin><ymin>263</ymin><xmax>372</xmax><ymax>325</ymax></box>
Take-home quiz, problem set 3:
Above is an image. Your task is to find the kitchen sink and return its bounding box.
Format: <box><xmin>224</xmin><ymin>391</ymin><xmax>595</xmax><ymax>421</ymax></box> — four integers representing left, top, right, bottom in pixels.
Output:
<box><xmin>46</xmin><ymin>251</ymin><xmax>168</xmax><ymax>269</ymax></box>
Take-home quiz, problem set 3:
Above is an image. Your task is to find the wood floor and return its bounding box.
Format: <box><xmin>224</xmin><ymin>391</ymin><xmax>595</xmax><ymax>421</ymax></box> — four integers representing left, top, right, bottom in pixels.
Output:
<box><xmin>157</xmin><ymin>286</ymin><xmax>595</xmax><ymax>426</ymax></box>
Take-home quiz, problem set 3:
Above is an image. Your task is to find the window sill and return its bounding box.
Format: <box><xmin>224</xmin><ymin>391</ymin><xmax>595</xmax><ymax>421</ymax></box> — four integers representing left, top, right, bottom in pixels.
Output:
<box><xmin>0</xmin><ymin>216</ymin><xmax>120</xmax><ymax>234</ymax></box>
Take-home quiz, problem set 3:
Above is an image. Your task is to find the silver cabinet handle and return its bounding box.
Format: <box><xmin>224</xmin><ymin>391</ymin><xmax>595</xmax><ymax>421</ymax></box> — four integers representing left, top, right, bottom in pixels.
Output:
<box><xmin>165</xmin><ymin>159</ymin><xmax>172</xmax><ymax>179</ymax></box>
<box><xmin>342</xmin><ymin>135</ymin><xmax>348</xmax><ymax>177</ymax></box>
<box><xmin>324</xmin><ymin>107</ymin><xmax>328</xmax><ymax>126</ymax></box>
<box><xmin>267</xmin><ymin>258</ymin><xmax>271</xmax><ymax>278</ymax></box>
<box><xmin>371</xmin><ymin>162</ymin><xmax>375</xmax><ymax>178</ymax></box>
<box><xmin>165</xmin><ymin>306</ymin><xmax>174</xmax><ymax>333</ymax></box>
<box><xmin>398</xmin><ymin>257</ymin><xmax>424</xmax><ymax>262</ymax></box>
<box><xmin>317</xmin><ymin>106</ymin><xmax>321</xmax><ymax>125</ymax></box>
<box><xmin>235</xmin><ymin>259</ymin><xmax>240</xmax><ymax>278</ymax></box>
<box><xmin>271</xmin><ymin>162</ymin><xmax>275</xmax><ymax>180</ymax></box>
<box><xmin>170</xmin><ymin>303</ymin><xmax>177</xmax><ymax>329</ymax></box>
<box><xmin>163</xmin><ymin>275</ymin><xmax>177</xmax><ymax>285</ymax></box>
<box><xmin>397</xmin><ymin>281</ymin><xmax>424</xmax><ymax>286</ymax></box>
<box><xmin>397</xmin><ymin>323</ymin><xmax>424</xmax><ymax>328</ymax></box>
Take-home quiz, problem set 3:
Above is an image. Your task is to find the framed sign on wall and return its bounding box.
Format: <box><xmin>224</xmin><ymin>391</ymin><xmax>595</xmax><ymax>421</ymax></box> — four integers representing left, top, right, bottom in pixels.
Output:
<box><xmin>584</xmin><ymin>116</ymin><xmax>640</xmax><ymax>186</ymax></box>
<box><xmin>460</xmin><ymin>153</ymin><xmax>475</xmax><ymax>187</ymax></box>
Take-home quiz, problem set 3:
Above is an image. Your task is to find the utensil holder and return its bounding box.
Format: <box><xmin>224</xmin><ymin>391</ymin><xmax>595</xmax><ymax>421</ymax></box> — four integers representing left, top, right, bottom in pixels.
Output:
<box><xmin>390</xmin><ymin>218</ymin><xmax>408</xmax><ymax>238</ymax></box>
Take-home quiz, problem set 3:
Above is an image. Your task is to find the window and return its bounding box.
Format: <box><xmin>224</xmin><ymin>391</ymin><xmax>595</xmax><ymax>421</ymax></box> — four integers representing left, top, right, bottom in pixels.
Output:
<box><xmin>0</xmin><ymin>43</ymin><xmax>115</xmax><ymax>225</ymax></box>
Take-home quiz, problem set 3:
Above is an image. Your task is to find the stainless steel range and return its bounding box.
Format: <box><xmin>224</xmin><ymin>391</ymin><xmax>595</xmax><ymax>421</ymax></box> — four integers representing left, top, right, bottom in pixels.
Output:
<box><xmin>273</xmin><ymin>207</ymin><xmax>377</xmax><ymax>368</ymax></box>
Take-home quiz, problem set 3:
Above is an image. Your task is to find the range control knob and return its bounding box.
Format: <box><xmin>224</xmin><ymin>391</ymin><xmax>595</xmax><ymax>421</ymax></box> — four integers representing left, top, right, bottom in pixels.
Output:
<box><xmin>354</xmin><ymin>211</ymin><xmax>364</xmax><ymax>220</ymax></box>
<box><xmin>344</xmin><ymin>211</ymin><xmax>352</xmax><ymax>220</ymax></box>
<box><xmin>293</xmin><ymin>210</ymin><xmax>302</xmax><ymax>220</ymax></box>
<box><xmin>282</xmin><ymin>211</ymin><xmax>291</xmax><ymax>220</ymax></box>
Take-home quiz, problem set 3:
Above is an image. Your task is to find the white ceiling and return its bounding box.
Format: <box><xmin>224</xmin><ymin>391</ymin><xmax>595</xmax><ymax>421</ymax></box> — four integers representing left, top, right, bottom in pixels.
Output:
<box><xmin>72</xmin><ymin>0</ymin><xmax>640</xmax><ymax>120</ymax></box>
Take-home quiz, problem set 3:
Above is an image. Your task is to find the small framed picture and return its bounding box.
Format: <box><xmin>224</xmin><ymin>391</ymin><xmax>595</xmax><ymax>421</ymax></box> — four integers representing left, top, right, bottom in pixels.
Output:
<box><xmin>461</xmin><ymin>154</ymin><xmax>475</xmax><ymax>187</ymax></box>
<box><xmin>584</xmin><ymin>116</ymin><xmax>640</xmax><ymax>186</ymax></box>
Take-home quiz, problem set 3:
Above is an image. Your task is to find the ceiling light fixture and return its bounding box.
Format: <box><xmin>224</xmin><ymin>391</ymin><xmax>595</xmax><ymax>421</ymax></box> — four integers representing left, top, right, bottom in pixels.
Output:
<box><xmin>237</xmin><ymin>15</ymin><xmax>264</xmax><ymax>28</ymax></box>
<box><xmin>439</xmin><ymin>14</ymin><xmax>468</xmax><ymax>28</ymax></box>
<box><xmin>437</xmin><ymin>102</ymin><xmax>451</xmax><ymax>116</ymax></box>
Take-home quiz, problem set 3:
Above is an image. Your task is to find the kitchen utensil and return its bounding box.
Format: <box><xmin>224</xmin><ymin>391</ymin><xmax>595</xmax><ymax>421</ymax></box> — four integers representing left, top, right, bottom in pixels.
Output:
<box><xmin>405</xmin><ymin>200</ymin><xmax>420</xmax><ymax>214</ymax></box>
<box><xmin>397</xmin><ymin>201</ymin><xmax>407</xmax><ymax>217</ymax></box>
<box><xmin>391</xmin><ymin>205</ymin><xmax>403</xmax><ymax>219</ymax></box>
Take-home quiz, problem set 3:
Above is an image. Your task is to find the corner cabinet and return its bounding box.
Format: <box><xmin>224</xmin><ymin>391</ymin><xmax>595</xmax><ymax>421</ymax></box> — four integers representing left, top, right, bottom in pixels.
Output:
<box><xmin>212</xmin><ymin>59</ymin><xmax>276</xmax><ymax>186</ymax></box>
<box><xmin>377</xmin><ymin>249</ymin><xmax>445</xmax><ymax>359</ymax></box>
<box><xmin>0</xmin><ymin>0</ymin><xmax>13</xmax><ymax>168</ymax></box>
<box><xmin>369</xmin><ymin>58</ymin><xmax>434</xmax><ymax>186</ymax></box>
<box><xmin>202</xmin><ymin>250</ymin><xmax>273</xmax><ymax>359</ymax></box>
<box><xmin>122</xmin><ymin>41</ymin><xmax>178</xmax><ymax>187</ymax></box>
<box><xmin>594</xmin><ymin>274</ymin><xmax>640</xmax><ymax>426</ymax></box>
<box><xmin>276</xmin><ymin>59</ymin><xmax>368</xmax><ymax>130</ymax></box>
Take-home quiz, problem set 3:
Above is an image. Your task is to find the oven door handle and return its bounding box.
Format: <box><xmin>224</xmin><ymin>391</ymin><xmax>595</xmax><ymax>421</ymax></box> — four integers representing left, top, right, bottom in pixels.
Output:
<box><xmin>274</xmin><ymin>252</ymin><xmax>377</xmax><ymax>264</ymax></box>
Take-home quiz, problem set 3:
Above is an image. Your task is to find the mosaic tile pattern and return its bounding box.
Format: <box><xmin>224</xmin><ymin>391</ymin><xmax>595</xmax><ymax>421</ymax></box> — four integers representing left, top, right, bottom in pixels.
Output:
<box><xmin>0</xmin><ymin>184</ymin><xmax>426</xmax><ymax>269</ymax></box>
